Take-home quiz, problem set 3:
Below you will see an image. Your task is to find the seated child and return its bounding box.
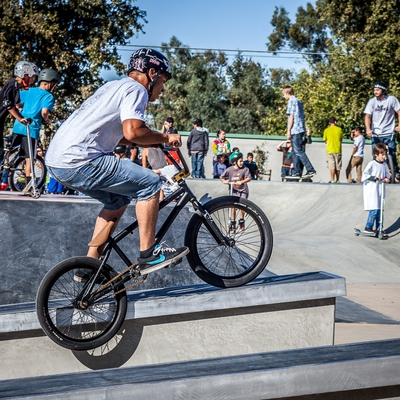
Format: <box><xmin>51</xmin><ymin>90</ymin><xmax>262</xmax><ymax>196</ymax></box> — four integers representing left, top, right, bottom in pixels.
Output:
<box><xmin>220</xmin><ymin>152</ymin><xmax>251</xmax><ymax>232</ymax></box>
<box><xmin>243</xmin><ymin>152</ymin><xmax>259</xmax><ymax>180</ymax></box>
<box><xmin>213</xmin><ymin>154</ymin><xmax>227</xmax><ymax>179</ymax></box>
<box><xmin>361</xmin><ymin>143</ymin><xmax>390</xmax><ymax>234</ymax></box>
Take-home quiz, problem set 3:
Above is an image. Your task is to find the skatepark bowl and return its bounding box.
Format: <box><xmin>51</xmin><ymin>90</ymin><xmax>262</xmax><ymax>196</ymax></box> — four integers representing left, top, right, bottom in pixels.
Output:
<box><xmin>0</xmin><ymin>179</ymin><xmax>400</xmax><ymax>399</ymax></box>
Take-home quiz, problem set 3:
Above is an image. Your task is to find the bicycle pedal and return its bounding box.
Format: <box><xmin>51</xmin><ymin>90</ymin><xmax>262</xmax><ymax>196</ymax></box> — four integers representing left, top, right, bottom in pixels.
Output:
<box><xmin>167</xmin><ymin>258</ymin><xmax>183</xmax><ymax>268</ymax></box>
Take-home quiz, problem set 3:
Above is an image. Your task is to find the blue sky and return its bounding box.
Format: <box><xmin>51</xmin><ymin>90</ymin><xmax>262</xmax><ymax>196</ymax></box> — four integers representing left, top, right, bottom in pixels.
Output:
<box><xmin>103</xmin><ymin>0</ymin><xmax>311</xmax><ymax>80</ymax></box>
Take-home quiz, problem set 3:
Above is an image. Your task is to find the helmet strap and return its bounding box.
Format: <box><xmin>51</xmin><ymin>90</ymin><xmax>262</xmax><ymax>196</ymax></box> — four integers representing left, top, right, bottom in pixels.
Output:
<box><xmin>146</xmin><ymin>70</ymin><xmax>160</xmax><ymax>99</ymax></box>
<box><xmin>22</xmin><ymin>75</ymin><xmax>30</xmax><ymax>90</ymax></box>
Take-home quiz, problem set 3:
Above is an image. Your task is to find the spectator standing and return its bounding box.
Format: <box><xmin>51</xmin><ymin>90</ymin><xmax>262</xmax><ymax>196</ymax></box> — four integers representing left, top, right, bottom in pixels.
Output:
<box><xmin>282</xmin><ymin>86</ymin><xmax>316</xmax><ymax>178</ymax></box>
<box><xmin>277</xmin><ymin>139</ymin><xmax>293</xmax><ymax>180</ymax></box>
<box><xmin>323</xmin><ymin>117</ymin><xmax>343</xmax><ymax>183</ymax></box>
<box><xmin>243</xmin><ymin>152</ymin><xmax>259</xmax><ymax>180</ymax></box>
<box><xmin>0</xmin><ymin>61</ymin><xmax>37</xmax><ymax>160</ymax></box>
<box><xmin>12</xmin><ymin>68</ymin><xmax>60</xmax><ymax>184</ymax></box>
<box><xmin>361</xmin><ymin>143</ymin><xmax>390</xmax><ymax>233</ymax></box>
<box><xmin>346</xmin><ymin>127</ymin><xmax>365</xmax><ymax>183</ymax></box>
<box><xmin>220</xmin><ymin>152</ymin><xmax>251</xmax><ymax>232</ymax></box>
<box><xmin>212</xmin><ymin>129</ymin><xmax>231</xmax><ymax>168</ymax></box>
<box><xmin>187</xmin><ymin>118</ymin><xmax>208</xmax><ymax>178</ymax></box>
<box><xmin>364</xmin><ymin>81</ymin><xmax>400</xmax><ymax>180</ymax></box>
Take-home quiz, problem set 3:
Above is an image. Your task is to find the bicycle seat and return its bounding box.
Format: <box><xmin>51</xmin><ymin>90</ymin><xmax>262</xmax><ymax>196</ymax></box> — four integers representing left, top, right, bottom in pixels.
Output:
<box><xmin>88</xmin><ymin>219</ymin><xmax>115</xmax><ymax>247</ymax></box>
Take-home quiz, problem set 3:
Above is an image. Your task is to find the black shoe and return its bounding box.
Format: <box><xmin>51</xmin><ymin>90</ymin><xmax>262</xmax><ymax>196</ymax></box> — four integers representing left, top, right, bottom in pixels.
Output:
<box><xmin>238</xmin><ymin>219</ymin><xmax>245</xmax><ymax>232</ymax></box>
<box><xmin>363</xmin><ymin>227</ymin><xmax>375</xmax><ymax>234</ymax></box>
<box><xmin>305</xmin><ymin>170</ymin><xmax>316</xmax><ymax>176</ymax></box>
<box><xmin>138</xmin><ymin>243</ymin><xmax>189</xmax><ymax>275</ymax></box>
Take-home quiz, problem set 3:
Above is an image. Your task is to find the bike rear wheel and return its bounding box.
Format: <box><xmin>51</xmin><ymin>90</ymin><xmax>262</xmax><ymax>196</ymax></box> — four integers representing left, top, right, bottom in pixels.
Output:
<box><xmin>185</xmin><ymin>196</ymin><xmax>273</xmax><ymax>288</ymax></box>
<box><xmin>36</xmin><ymin>257</ymin><xmax>127</xmax><ymax>351</ymax></box>
<box><xmin>9</xmin><ymin>156</ymin><xmax>47</xmax><ymax>192</ymax></box>
<box><xmin>387</xmin><ymin>153</ymin><xmax>395</xmax><ymax>184</ymax></box>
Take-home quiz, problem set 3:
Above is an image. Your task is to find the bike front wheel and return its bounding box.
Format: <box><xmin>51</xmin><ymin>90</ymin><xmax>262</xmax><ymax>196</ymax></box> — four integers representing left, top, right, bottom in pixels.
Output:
<box><xmin>9</xmin><ymin>155</ymin><xmax>47</xmax><ymax>192</ymax></box>
<box><xmin>185</xmin><ymin>196</ymin><xmax>273</xmax><ymax>288</ymax></box>
<box><xmin>36</xmin><ymin>257</ymin><xmax>127</xmax><ymax>351</ymax></box>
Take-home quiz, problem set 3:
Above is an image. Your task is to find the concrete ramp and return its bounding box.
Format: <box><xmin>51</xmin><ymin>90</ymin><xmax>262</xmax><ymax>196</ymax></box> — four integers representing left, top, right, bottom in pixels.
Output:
<box><xmin>190</xmin><ymin>180</ymin><xmax>400</xmax><ymax>283</ymax></box>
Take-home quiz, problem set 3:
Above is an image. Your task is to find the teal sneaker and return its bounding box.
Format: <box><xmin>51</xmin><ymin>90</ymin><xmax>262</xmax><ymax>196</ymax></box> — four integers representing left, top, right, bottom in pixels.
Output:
<box><xmin>138</xmin><ymin>243</ymin><xmax>189</xmax><ymax>275</ymax></box>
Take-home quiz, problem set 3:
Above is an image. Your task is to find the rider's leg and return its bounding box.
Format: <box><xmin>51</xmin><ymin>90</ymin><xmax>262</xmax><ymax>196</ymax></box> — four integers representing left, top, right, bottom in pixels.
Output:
<box><xmin>136</xmin><ymin>190</ymin><xmax>160</xmax><ymax>251</ymax></box>
<box><xmin>87</xmin><ymin>205</ymin><xmax>128</xmax><ymax>258</ymax></box>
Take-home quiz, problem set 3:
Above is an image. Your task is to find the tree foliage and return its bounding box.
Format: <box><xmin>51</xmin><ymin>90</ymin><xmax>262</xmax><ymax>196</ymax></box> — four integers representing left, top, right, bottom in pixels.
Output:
<box><xmin>0</xmin><ymin>0</ymin><xmax>146</xmax><ymax>123</ymax></box>
<box><xmin>266</xmin><ymin>0</ymin><xmax>400</xmax><ymax>136</ymax></box>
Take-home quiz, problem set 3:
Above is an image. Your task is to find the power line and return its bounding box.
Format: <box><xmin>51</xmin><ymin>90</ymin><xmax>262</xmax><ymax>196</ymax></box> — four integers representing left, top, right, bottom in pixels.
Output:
<box><xmin>117</xmin><ymin>44</ymin><xmax>330</xmax><ymax>57</ymax></box>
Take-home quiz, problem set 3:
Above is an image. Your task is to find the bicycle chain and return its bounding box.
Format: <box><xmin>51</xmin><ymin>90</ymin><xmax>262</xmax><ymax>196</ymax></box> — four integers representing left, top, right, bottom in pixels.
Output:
<box><xmin>93</xmin><ymin>262</ymin><xmax>147</xmax><ymax>299</ymax></box>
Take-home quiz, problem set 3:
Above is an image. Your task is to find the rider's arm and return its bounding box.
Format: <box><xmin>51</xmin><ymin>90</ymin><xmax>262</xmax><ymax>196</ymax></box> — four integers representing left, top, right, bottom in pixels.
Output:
<box><xmin>286</xmin><ymin>115</ymin><xmax>294</xmax><ymax>138</ymax></box>
<box><xmin>122</xmin><ymin>119</ymin><xmax>180</xmax><ymax>148</ymax></box>
<box><xmin>365</xmin><ymin>114</ymin><xmax>373</xmax><ymax>136</ymax></box>
<box><xmin>41</xmin><ymin>108</ymin><xmax>51</xmax><ymax>124</ymax></box>
<box><xmin>396</xmin><ymin>109</ymin><xmax>400</xmax><ymax>132</ymax></box>
<box><xmin>8</xmin><ymin>107</ymin><xmax>28</xmax><ymax>124</ymax></box>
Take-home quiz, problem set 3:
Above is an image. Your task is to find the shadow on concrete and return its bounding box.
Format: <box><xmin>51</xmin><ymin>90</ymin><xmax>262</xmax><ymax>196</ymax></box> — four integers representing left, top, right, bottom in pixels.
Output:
<box><xmin>335</xmin><ymin>297</ymin><xmax>400</xmax><ymax>325</ymax></box>
<box><xmin>72</xmin><ymin>320</ymin><xmax>144</xmax><ymax>370</ymax></box>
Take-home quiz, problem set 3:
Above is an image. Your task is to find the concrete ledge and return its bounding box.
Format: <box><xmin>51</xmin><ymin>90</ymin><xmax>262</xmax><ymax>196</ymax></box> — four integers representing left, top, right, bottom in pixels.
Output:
<box><xmin>2</xmin><ymin>339</ymin><xmax>400</xmax><ymax>399</ymax></box>
<box><xmin>0</xmin><ymin>272</ymin><xmax>345</xmax><ymax>334</ymax></box>
<box><xmin>0</xmin><ymin>272</ymin><xmax>345</xmax><ymax>380</ymax></box>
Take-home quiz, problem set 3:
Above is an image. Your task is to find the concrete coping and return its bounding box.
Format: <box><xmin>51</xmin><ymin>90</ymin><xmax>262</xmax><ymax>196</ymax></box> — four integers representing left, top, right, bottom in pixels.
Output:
<box><xmin>0</xmin><ymin>271</ymin><xmax>345</xmax><ymax>334</ymax></box>
<box><xmin>2</xmin><ymin>338</ymin><xmax>400</xmax><ymax>399</ymax></box>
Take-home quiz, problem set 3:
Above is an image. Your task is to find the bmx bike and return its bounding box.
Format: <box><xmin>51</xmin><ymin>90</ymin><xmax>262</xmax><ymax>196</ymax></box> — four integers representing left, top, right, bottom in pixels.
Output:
<box><xmin>0</xmin><ymin>125</ymin><xmax>46</xmax><ymax>197</ymax></box>
<box><xmin>36</xmin><ymin>146</ymin><xmax>273</xmax><ymax>350</ymax></box>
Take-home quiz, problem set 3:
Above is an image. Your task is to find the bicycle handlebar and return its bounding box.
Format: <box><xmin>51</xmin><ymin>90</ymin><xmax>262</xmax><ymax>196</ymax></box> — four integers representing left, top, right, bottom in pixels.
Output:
<box><xmin>158</xmin><ymin>143</ymin><xmax>191</xmax><ymax>178</ymax></box>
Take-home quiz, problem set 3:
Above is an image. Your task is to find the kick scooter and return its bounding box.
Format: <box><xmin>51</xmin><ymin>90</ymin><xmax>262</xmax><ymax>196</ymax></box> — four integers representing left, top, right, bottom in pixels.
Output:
<box><xmin>354</xmin><ymin>181</ymin><xmax>386</xmax><ymax>240</ymax></box>
<box><xmin>22</xmin><ymin>122</ymin><xmax>41</xmax><ymax>199</ymax></box>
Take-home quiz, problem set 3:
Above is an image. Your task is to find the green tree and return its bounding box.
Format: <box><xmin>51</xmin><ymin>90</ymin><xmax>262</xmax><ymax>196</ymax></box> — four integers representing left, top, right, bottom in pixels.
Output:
<box><xmin>148</xmin><ymin>37</ymin><xmax>228</xmax><ymax>133</ymax></box>
<box><xmin>266</xmin><ymin>0</ymin><xmax>400</xmax><ymax>135</ymax></box>
<box><xmin>0</xmin><ymin>0</ymin><xmax>146</xmax><ymax>124</ymax></box>
<box><xmin>225</xmin><ymin>54</ymin><xmax>273</xmax><ymax>134</ymax></box>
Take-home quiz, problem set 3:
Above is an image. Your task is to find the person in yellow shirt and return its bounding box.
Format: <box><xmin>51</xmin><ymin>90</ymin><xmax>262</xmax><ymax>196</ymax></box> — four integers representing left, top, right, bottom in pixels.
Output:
<box><xmin>323</xmin><ymin>117</ymin><xmax>343</xmax><ymax>183</ymax></box>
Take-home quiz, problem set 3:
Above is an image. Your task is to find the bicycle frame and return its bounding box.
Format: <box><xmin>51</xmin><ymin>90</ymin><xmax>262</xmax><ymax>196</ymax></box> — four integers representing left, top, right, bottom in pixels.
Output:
<box><xmin>80</xmin><ymin>146</ymin><xmax>231</xmax><ymax>301</ymax></box>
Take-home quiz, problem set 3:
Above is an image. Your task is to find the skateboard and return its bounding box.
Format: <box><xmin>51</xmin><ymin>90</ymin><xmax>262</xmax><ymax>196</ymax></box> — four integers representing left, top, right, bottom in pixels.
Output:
<box><xmin>283</xmin><ymin>174</ymin><xmax>313</xmax><ymax>182</ymax></box>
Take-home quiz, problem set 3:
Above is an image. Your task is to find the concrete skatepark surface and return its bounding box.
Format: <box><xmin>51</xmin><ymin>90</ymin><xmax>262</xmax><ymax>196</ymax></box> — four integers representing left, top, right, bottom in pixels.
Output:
<box><xmin>0</xmin><ymin>179</ymin><xmax>399</xmax><ymax>346</ymax></box>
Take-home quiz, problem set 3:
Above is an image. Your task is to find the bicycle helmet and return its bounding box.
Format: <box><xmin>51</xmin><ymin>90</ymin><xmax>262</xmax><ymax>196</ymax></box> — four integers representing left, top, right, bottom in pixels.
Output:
<box><xmin>14</xmin><ymin>61</ymin><xmax>38</xmax><ymax>78</ymax></box>
<box><xmin>373</xmin><ymin>81</ymin><xmax>388</xmax><ymax>93</ymax></box>
<box><xmin>128</xmin><ymin>48</ymin><xmax>172</xmax><ymax>98</ymax></box>
<box><xmin>38</xmin><ymin>69</ymin><xmax>61</xmax><ymax>84</ymax></box>
<box><xmin>229</xmin><ymin>152</ymin><xmax>243</xmax><ymax>165</ymax></box>
<box><xmin>114</xmin><ymin>145</ymin><xmax>127</xmax><ymax>154</ymax></box>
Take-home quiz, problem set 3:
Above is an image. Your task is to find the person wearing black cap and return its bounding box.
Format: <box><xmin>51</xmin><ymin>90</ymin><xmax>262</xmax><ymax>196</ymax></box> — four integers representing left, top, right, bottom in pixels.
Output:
<box><xmin>187</xmin><ymin>118</ymin><xmax>209</xmax><ymax>178</ymax></box>
<box><xmin>364</xmin><ymin>81</ymin><xmax>400</xmax><ymax>179</ymax></box>
<box><xmin>162</xmin><ymin>117</ymin><xmax>178</xmax><ymax>134</ymax></box>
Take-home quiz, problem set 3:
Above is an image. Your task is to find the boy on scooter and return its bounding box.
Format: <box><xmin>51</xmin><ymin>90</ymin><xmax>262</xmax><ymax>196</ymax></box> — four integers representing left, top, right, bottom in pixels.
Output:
<box><xmin>361</xmin><ymin>143</ymin><xmax>390</xmax><ymax>234</ymax></box>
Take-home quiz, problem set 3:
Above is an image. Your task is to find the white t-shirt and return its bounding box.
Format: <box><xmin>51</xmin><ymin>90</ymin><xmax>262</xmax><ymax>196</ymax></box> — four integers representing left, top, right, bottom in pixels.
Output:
<box><xmin>353</xmin><ymin>135</ymin><xmax>365</xmax><ymax>158</ymax></box>
<box><xmin>363</xmin><ymin>95</ymin><xmax>400</xmax><ymax>136</ymax></box>
<box><xmin>46</xmin><ymin>77</ymin><xmax>148</xmax><ymax>168</ymax></box>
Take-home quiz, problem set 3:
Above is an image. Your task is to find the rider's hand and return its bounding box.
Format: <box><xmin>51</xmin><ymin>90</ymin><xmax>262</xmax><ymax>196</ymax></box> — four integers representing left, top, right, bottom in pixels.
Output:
<box><xmin>366</xmin><ymin>130</ymin><xmax>373</xmax><ymax>137</ymax></box>
<box><xmin>19</xmin><ymin>118</ymin><xmax>29</xmax><ymax>125</ymax></box>
<box><xmin>395</xmin><ymin>126</ymin><xmax>400</xmax><ymax>132</ymax></box>
<box><xmin>167</xmin><ymin>134</ymin><xmax>181</xmax><ymax>149</ymax></box>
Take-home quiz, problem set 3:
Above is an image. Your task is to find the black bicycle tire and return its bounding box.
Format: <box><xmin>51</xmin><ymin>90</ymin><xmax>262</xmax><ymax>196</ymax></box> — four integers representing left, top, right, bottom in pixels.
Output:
<box><xmin>387</xmin><ymin>153</ymin><xmax>395</xmax><ymax>184</ymax></box>
<box><xmin>9</xmin><ymin>155</ymin><xmax>47</xmax><ymax>192</ymax></box>
<box><xmin>36</xmin><ymin>257</ymin><xmax>127</xmax><ymax>351</ymax></box>
<box><xmin>185</xmin><ymin>196</ymin><xmax>273</xmax><ymax>288</ymax></box>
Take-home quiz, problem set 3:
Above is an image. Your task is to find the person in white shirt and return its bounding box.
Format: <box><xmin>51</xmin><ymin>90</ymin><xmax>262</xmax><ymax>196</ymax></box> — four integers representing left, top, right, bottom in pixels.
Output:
<box><xmin>346</xmin><ymin>126</ymin><xmax>365</xmax><ymax>183</ymax></box>
<box><xmin>364</xmin><ymin>81</ymin><xmax>400</xmax><ymax>180</ymax></box>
